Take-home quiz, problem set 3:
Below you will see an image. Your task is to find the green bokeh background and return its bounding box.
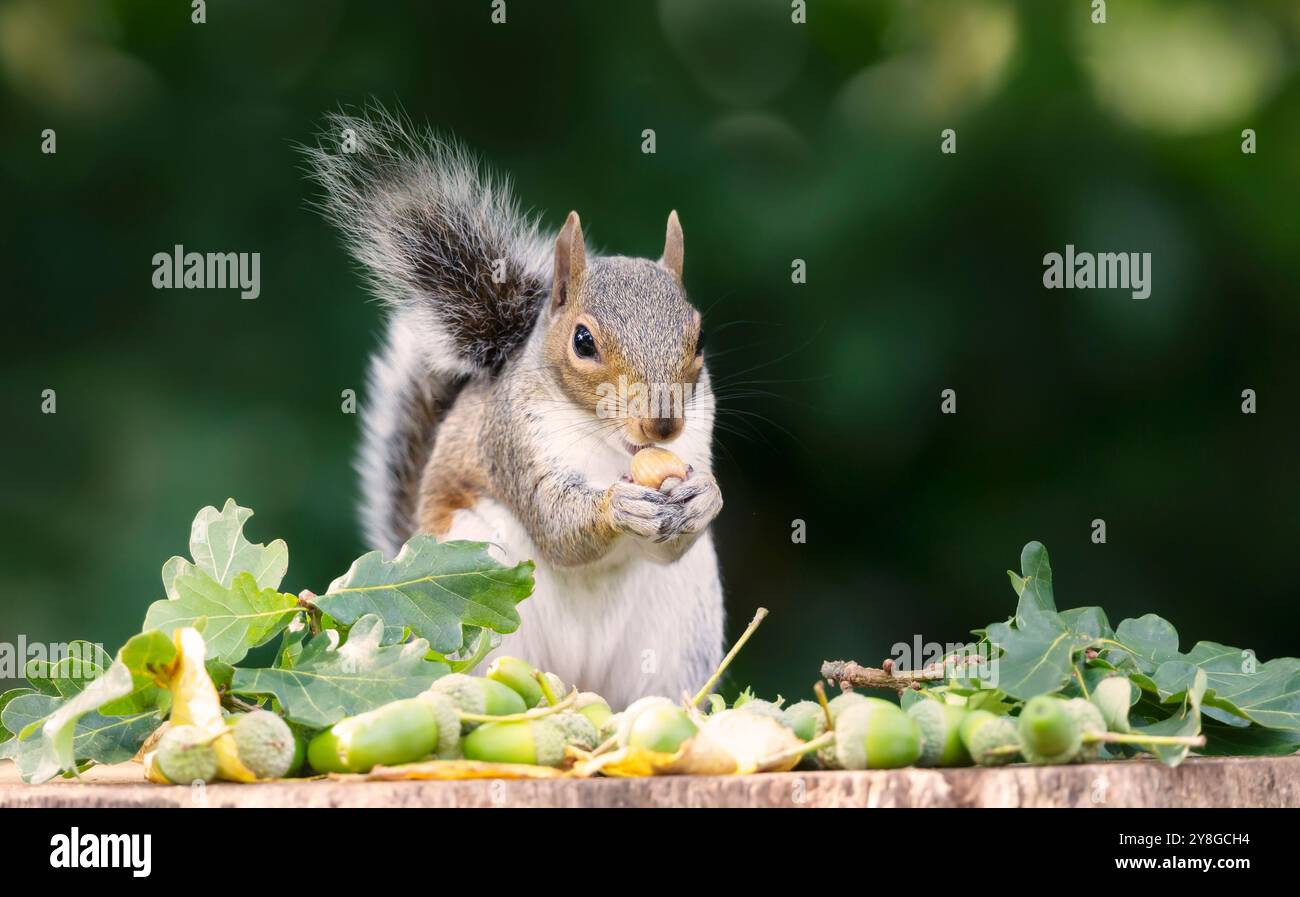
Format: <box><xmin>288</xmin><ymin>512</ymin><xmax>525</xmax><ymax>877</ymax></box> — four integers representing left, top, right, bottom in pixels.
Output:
<box><xmin>2</xmin><ymin>0</ymin><xmax>1298</xmax><ymax>699</ymax></box>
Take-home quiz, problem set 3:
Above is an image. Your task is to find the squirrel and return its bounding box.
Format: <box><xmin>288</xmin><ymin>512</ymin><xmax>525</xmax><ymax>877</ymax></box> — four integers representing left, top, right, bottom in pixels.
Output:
<box><xmin>305</xmin><ymin>110</ymin><xmax>724</xmax><ymax>709</ymax></box>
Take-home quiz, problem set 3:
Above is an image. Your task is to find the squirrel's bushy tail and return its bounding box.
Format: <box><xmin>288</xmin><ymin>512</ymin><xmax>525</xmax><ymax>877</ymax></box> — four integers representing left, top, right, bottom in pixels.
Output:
<box><xmin>304</xmin><ymin>107</ymin><xmax>552</xmax><ymax>555</ymax></box>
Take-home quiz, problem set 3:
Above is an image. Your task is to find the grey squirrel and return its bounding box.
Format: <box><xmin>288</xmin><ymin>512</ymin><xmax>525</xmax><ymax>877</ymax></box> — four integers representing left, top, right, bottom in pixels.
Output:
<box><xmin>305</xmin><ymin>110</ymin><xmax>724</xmax><ymax>709</ymax></box>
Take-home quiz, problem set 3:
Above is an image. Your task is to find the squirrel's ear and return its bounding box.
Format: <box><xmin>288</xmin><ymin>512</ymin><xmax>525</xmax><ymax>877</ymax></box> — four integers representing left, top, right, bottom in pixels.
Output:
<box><xmin>552</xmin><ymin>210</ymin><xmax>586</xmax><ymax>311</ymax></box>
<box><xmin>661</xmin><ymin>210</ymin><xmax>684</xmax><ymax>281</ymax></box>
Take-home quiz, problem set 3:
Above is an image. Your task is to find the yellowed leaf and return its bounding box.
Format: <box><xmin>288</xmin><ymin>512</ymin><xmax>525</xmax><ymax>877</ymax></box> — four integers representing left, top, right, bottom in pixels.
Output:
<box><xmin>358</xmin><ymin>759</ymin><xmax>567</xmax><ymax>781</ymax></box>
<box><xmin>572</xmin><ymin>745</ymin><xmax>682</xmax><ymax>777</ymax></box>
<box><xmin>677</xmin><ymin>710</ymin><xmax>804</xmax><ymax>774</ymax></box>
<box><xmin>166</xmin><ymin>628</ymin><xmax>258</xmax><ymax>783</ymax></box>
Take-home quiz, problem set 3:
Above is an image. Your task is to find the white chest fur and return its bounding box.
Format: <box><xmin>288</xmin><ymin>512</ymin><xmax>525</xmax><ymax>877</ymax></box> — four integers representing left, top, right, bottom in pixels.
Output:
<box><xmin>446</xmin><ymin>498</ymin><xmax>723</xmax><ymax>710</ymax></box>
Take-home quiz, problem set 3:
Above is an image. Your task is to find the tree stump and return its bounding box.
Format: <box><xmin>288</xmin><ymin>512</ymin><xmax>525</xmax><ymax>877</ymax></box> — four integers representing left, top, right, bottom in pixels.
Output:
<box><xmin>2</xmin><ymin>756</ymin><xmax>1296</xmax><ymax>808</ymax></box>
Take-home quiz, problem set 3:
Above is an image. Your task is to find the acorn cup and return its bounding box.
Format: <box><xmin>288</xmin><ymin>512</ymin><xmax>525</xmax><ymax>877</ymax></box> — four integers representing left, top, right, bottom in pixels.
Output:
<box><xmin>781</xmin><ymin>700</ymin><xmax>828</xmax><ymax>744</ymax></box>
<box><xmin>552</xmin><ymin>711</ymin><xmax>600</xmax><ymax>751</ymax></box>
<box><xmin>825</xmin><ymin>691</ymin><xmax>867</xmax><ymax>722</ymax></box>
<box><xmin>827</xmin><ymin>699</ymin><xmax>923</xmax><ymax>770</ymax></box>
<box><xmin>733</xmin><ymin>698</ymin><xmax>787</xmax><ymax>725</ymax></box>
<box><xmin>907</xmin><ymin>700</ymin><xmax>971</xmax><ymax>767</ymax></box>
<box><xmin>229</xmin><ymin>709</ymin><xmax>297</xmax><ymax>780</ymax></box>
<box><xmin>1062</xmin><ymin>698</ymin><xmax>1108</xmax><ymax>762</ymax></box>
<box><xmin>429</xmin><ymin>673</ymin><xmax>528</xmax><ymax>730</ymax></box>
<box><xmin>152</xmin><ymin>724</ymin><xmax>219</xmax><ymax>785</ymax></box>
<box><xmin>959</xmin><ymin>710</ymin><xmax>1020</xmax><ymax>766</ymax></box>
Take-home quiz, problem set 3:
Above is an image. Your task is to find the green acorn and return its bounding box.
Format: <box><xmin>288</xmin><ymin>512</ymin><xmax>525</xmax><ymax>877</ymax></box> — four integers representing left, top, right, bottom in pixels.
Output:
<box><xmin>907</xmin><ymin>700</ymin><xmax>971</xmax><ymax>767</ymax></box>
<box><xmin>155</xmin><ymin>724</ymin><xmax>219</xmax><ymax>785</ymax></box>
<box><xmin>486</xmin><ymin>656</ymin><xmax>545</xmax><ymax>708</ymax></box>
<box><xmin>1018</xmin><ymin>695</ymin><xmax>1081</xmax><ymax>765</ymax></box>
<box><xmin>573</xmin><ymin>693</ymin><xmax>613</xmax><ymax>731</ymax></box>
<box><xmin>1063</xmin><ymin>698</ymin><xmax>1108</xmax><ymax>762</ymax></box>
<box><xmin>616</xmin><ymin>697</ymin><xmax>698</xmax><ymax>754</ymax></box>
<box><xmin>229</xmin><ymin>709</ymin><xmax>296</xmax><ymax>779</ymax></box>
<box><xmin>1090</xmin><ymin>676</ymin><xmax>1133</xmax><ymax>734</ymax></box>
<box><xmin>307</xmin><ymin>692</ymin><xmax>459</xmax><ymax>774</ymax></box>
<box><xmin>959</xmin><ymin>710</ymin><xmax>1019</xmax><ymax>766</ymax></box>
<box><xmin>781</xmin><ymin>700</ymin><xmax>828</xmax><ymax>743</ymax></box>
<box><xmin>462</xmin><ymin>717</ymin><xmax>568</xmax><ymax>767</ymax></box>
<box><xmin>831</xmin><ymin>699</ymin><xmax>923</xmax><ymax>770</ymax></box>
<box><xmin>429</xmin><ymin>673</ymin><xmax>528</xmax><ymax>729</ymax></box>
<box><xmin>286</xmin><ymin>726</ymin><xmax>308</xmax><ymax>777</ymax></box>
<box><xmin>815</xmin><ymin>693</ymin><xmax>868</xmax><ymax>766</ymax></box>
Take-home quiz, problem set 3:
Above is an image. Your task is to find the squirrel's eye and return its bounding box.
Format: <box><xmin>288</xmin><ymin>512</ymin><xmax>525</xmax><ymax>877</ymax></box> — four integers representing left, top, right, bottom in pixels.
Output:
<box><xmin>695</xmin><ymin>327</ymin><xmax>705</xmax><ymax>357</ymax></box>
<box><xmin>573</xmin><ymin>323</ymin><xmax>597</xmax><ymax>359</ymax></box>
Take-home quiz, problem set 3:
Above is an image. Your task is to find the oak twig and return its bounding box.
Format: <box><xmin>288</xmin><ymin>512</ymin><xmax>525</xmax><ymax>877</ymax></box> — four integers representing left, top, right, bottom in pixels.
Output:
<box><xmin>820</xmin><ymin>655</ymin><xmax>982</xmax><ymax>694</ymax></box>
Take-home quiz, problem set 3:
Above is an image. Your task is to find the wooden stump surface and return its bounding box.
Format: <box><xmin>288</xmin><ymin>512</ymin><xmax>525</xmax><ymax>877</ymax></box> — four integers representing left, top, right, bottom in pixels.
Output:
<box><xmin>3</xmin><ymin>755</ymin><xmax>1297</xmax><ymax>808</ymax></box>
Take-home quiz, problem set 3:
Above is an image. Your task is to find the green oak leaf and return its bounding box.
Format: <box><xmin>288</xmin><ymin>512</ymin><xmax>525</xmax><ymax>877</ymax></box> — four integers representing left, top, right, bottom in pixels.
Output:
<box><xmin>964</xmin><ymin>689</ymin><xmax>1015</xmax><ymax>715</ymax></box>
<box><xmin>1</xmin><ymin>685</ymin><xmax>161</xmax><ymax>784</ymax></box>
<box><xmin>274</xmin><ymin>619</ymin><xmax>310</xmax><ymax>670</ymax></box>
<box><xmin>315</xmin><ymin>537</ymin><xmax>534</xmax><ymax>655</ymax></box>
<box><xmin>229</xmin><ymin>614</ymin><xmax>449</xmax><ymax>728</ymax></box>
<box><xmin>1153</xmin><ymin>660</ymin><xmax>1202</xmax><ymax>703</ymax></box>
<box><xmin>983</xmin><ymin>596</ymin><xmax>1092</xmax><ymax>699</ymax></box>
<box><xmin>1015</xmin><ymin>541</ymin><xmax>1056</xmax><ymax>617</ymax></box>
<box><xmin>22</xmin><ymin>641</ymin><xmax>113</xmax><ymax>698</ymax></box>
<box><xmin>1131</xmin><ymin>668</ymin><xmax>1204</xmax><ymax>767</ymax></box>
<box><xmin>206</xmin><ymin>659</ymin><xmax>235</xmax><ymax>692</ymax></box>
<box><xmin>1153</xmin><ymin>642</ymin><xmax>1300</xmax><ymax>731</ymax></box>
<box><xmin>443</xmin><ymin>627</ymin><xmax>499</xmax><ymax>674</ymax></box>
<box><xmin>143</xmin><ymin>568</ymin><xmax>300</xmax><ymax>664</ymax></box>
<box><xmin>1105</xmin><ymin>613</ymin><xmax>1181</xmax><ymax>675</ymax></box>
<box><xmin>32</xmin><ymin>662</ymin><xmax>135</xmax><ymax>775</ymax></box>
<box><xmin>162</xmin><ymin>498</ymin><xmax>288</xmax><ymax>598</ymax></box>
<box><xmin>0</xmin><ymin>689</ymin><xmax>35</xmax><ymax>743</ymax></box>
<box><xmin>1200</xmin><ymin>720</ymin><xmax>1300</xmax><ymax>756</ymax></box>
<box><xmin>1060</xmin><ymin>606</ymin><xmax>1113</xmax><ymax>642</ymax></box>
<box><xmin>99</xmin><ymin>630</ymin><xmax>179</xmax><ymax>716</ymax></box>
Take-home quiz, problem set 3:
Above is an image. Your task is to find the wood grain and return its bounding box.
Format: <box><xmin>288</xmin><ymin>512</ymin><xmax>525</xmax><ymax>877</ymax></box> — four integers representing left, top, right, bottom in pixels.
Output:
<box><xmin>2</xmin><ymin>755</ymin><xmax>1296</xmax><ymax>808</ymax></box>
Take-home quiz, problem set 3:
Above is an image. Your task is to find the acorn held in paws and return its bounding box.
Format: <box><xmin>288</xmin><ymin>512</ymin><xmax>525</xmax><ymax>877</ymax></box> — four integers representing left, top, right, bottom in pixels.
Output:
<box><xmin>631</xmin><ymin>447</ymin><xmax>688</xmax><ymax>492</ymax></box>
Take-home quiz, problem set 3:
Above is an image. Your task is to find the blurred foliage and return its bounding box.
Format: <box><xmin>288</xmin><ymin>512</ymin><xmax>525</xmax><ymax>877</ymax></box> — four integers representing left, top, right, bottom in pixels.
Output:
<box><xmin>2</xmin><ymin>0</ymin><xmax>1298</xmax><ymax>701</ymax></box>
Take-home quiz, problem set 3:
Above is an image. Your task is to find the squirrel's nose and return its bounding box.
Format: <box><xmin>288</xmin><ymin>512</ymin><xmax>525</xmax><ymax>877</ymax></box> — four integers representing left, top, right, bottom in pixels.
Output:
<box><xmin>644</xmin><ymin>417</ymin><xmax>683</xmax><ymax>443</ymax></box>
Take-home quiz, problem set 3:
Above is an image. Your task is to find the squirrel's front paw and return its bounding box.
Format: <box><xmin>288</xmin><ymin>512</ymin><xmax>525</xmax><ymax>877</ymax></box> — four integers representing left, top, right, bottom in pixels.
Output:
<box><xmin>606</xmin><ymin>481</ymin><xmax>672</xmax><ymax>540</ymax></box>
<box><xmin>607</xmin><ymin>473</ymin><xmax>723</xmax><ymax>543</ymax></box>
<box><xmin>663</xmin><ymin>471</ymin><xmax>723</xmax><ymax>538</ymax></box>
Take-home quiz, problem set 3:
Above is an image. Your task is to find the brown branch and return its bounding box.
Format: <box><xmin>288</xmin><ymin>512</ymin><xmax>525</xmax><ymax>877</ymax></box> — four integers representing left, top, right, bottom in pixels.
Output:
<box><xmin>820</xmin><ymin>654</ymin><xmax>983</xmax><ymax>693</ymax></box>
<box><xmin>820</xmin><ymin>660</ymin><xmax>929</xmax><ymax>693</ymax></box>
